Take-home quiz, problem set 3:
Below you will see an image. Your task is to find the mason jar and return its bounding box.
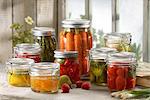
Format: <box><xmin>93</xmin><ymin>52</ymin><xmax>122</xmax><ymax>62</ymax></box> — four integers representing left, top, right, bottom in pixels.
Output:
<box><xmin>6</xmin><ymin>58</ymin><xmax>34</xmax><ymax>87</ymax></box>
<box><xmin>32</xmin><ymin>27</ymin><xmax>56</xmax><ymax>62</ymax></box>
<box><xmin>59</xmin><ymin>19</ymin><xmax>92</xmax><ymax>76</ymax></box>
<box><xmin>104</xmin><ymin>33</ymin><xmax>131</xmax><ymax>51</ymax></box>
<box><xmin>54</xmin><ymin>50</ymin><xmax>80</xmax><ymax>83</ymax></box>
<box><xmin>15</xmin><ymin>43</ymin><xmax>41</xmax><ymax>63</ymax></box>
<box><xmin>90</xmin><ymin>47</ymin><xmax>117</xmax><ymax>86</ymax></box>
<box><xmin>107</xmin><ymin>52</ymin><xmax>137</xmax><ymax>91</ymax></box>
<box><xmin>30</xmin><ymin>62</ymin><xmax>59</xmax><ymax>93</ymax></box>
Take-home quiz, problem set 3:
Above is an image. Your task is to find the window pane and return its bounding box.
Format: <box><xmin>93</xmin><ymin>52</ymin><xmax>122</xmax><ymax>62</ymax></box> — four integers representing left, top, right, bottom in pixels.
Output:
<box><xmin>66</xmin><ymin>0</ymin><xmax>85</xmax><ymax>19</ymax></box>
<box><xmin>92</xmin><ymin>0</ymin><xmax>112</xmax><ymax>33</ymax></box>
<box><xmin>119</xmin><ymin>0</ymin><xmax>143</xmax><ymax>46</ymax></box>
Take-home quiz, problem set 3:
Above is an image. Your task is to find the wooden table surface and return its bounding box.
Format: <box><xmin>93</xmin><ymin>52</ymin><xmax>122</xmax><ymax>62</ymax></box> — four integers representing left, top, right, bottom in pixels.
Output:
<box><xmin>0</xmin><ymin>64</ymin><xmax>117</xmax><ymax>100</ymax></box>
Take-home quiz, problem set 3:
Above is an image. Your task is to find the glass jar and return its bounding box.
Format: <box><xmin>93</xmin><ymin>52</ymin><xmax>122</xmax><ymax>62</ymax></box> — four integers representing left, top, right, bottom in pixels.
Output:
<box><xmin>30</xmin><ymin>62</ymin><xmax>59</xmax><ymax>93</ymax></box>
<box><xmin>107</xmin><ymin>52</ymin><xmax>137</xmax><ymax>91</ymax></box>
<box><xmin>104</xmin><ymin>33</ymin><xmax>131</xmax><ymax>51</ymax></box>
<box><xmin>32</xmin><ymin>27</ymin><xmax>56</xmax><ymax>62</ymax></box>
<box><xmin>6</xmin><ymin>58</ymin><xmax>34</xmax><ymax>87</ymax></box>
<box><xmin>90</xmin><ymin>47</ymin><xmax>117</xmax><ymax>86</ymax></box>
<box><xmin>15</xmin><ymin>43</ymin><xmax>41</xmax><ymax>63</ymax></box>
<box><xmin>59</xmin><ymin>19</ymin><xmax>92</xmax><ymax>76</ymax></box>
<box><xmin>54</xmin><ymin>50</ymin><xmax>80</xmax><ymax>83</ymax></box>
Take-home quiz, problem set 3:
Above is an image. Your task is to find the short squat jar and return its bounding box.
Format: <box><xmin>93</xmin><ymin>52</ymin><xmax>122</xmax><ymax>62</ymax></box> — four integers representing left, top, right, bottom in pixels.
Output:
<box><xmin>54</xmin><ymin>50</ymin><xmax>80</xmax><ymax>83</ymax></box>
<box><xmin>107</xmin><ymin>52</ymin><xmax>137</xmax><ymax>91</ymax></box>
<box><xmin>90</xmin><ymin>47</ymin><xmax>117</xmax><ymax>86</ymax></box>
<box><xmin>30</xmin><ymin>62</ymin><xmax>59</xmax><ymax>93</ymax></box>
<box><xmin>15</xmin><ymin>43</ymin><xmax>41</xmax><ymax>63</ymax></box>
<box><xmin>6</xmin><ymin>58</ymin><xmax>34</xmax><ymax>87</ymax></box>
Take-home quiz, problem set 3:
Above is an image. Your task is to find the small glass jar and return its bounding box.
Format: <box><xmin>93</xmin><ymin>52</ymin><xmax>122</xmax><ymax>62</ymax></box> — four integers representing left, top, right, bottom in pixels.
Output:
<box><xmin>30</xmin><ymin>62</ymin><xmax>59</xmax><ymax>93</ymax></box>
<box><xmin>107</xmin><ymin>52</ymin><xmax>137</xmax><ymax>91</ymax></box>
<box><xmin>90</xmin><ymin>47</ymin><xmax>117</xmax><ymax>86</ymax></box>
<box><xmin>6</xmin><ymin>58</ymin><xmax>34</xmax><ymax>87</ymax></box>
<box><xmin>54</xmin><ymin>50</ymin><xmax>80</xmax><ymax>83</ymax></box>
<box><xmin>15</xmin><ymin>43</ymin><xmax>41</xmax><ymax>63</ymax></box>
<box><xmin>59</xmin><ymin>19</ymin><xmax>92</xmax><ymax>76</ymax></box>
<box><xmin>104</xmin><ymin>33</ymin><xmax>131</xmax><ymax>51</ymax></box>
<box><xmin>32</xmin><ymin>27</ymin><xmax>56</xmax><ymax>62</ymax></box>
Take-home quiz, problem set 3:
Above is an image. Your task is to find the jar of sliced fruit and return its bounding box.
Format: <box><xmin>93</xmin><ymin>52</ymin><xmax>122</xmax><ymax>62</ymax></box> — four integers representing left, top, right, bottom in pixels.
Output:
<box><xmin>90</xmin><ymin>47</ymin><xmax>117</xmax><ymax>86</ymax></box>
<box><xmin>107</xmin><ymin>52</ymin><xmax>137</xmax><ymax>91</ymax></box>
<box><xmin>14</xmin><ymin>43</ymin><xmax>41</xmax><ymax>63</ymax></box>
<box><xmin>59</xmin><ymin>19</ymin><xmax>92</xmax><ymax>76</ymax></box>
<box><xmin>30</xmin><ymin>62</ymin><xmax>59</xmax><ymax>93</ymax></box>
<box><xmin>104</xmin><ymin>33</ymin><xmax>131</xmax><ymax>51</ymax></box>
<box><xmin>6</xmin><ymin>58</ymin><xmax>34</xmax><ymax>87</ymax></box>
<box><xmin>54</xmin><ymin>50</ymin><xmax>80</xmax><ymax>83</ymax></box>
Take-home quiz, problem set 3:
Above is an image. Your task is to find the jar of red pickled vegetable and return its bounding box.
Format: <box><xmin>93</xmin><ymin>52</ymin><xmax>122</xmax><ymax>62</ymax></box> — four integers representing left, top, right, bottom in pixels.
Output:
<box><xmin>59</xmin><ymin>19</ymin><xmax>92</xmax><ymax>76</ymax></box>
<box><xmin>104</xmin><ymin>33</ymin><xmax>131</xmax><ymax>51</ymax></box>
<box><xmin>107</xmin><ymin>52</ymin><xmax>137</xmax><ymax>91</ymax></box>
<box><xmin>30</xmin><ymin>62</ymin><xmax>59</xmax><ymax>93</ymax></box>
<box><xmin>15</xmin><ymin>43</ymin><xmax>41</xmax><ymax>63</ymax></box>
<box><xmin>54</xmin><ymin>50</ymin><xmax>80</xmax><ymax>83</ymax></box>
<box><xmin>90</xmin><ymin>47</ymin><xmax>117</xmax><ymax>86</ymax></box>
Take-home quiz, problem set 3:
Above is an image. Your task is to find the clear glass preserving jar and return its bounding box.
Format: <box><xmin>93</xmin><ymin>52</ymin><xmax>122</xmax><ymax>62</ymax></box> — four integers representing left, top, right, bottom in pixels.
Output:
<box><xmin>90</xmin><ymin>47</ymin><xmax>117</xmax><ymax>86</ymax></box>
<box><xmin>6</xmin><ymin>58</ymin><xmax>34</xmax><ymax>87</ymax></box>
<box><xmin>32</xmin><ymin>27</ymin><xmax>56</xmax><ymax>62</ymax></box>
<box><xmin>15</xmin><ymin>43</ymin><xmax>41</xmax><ymax>63</ymax></box>
<box><xmin>107</xmin><ymin>52</ymin><xmax>137</xmax><ymax>91</ymax></box>
<box><xmin>54</xmin><ymin>50</ymin><xmax>80</xmax><ymax>83</ymax></box>
<box><xmin>59</xmin><ymin>19</ymin><xmax>92</xmax><ymax>76</ymax></box>
<box><xmin>104</xmin><ymin>33</ymin><xmax>131</xmax><ymax>51</ymax></box>
<box><xmin>30</xmin><ymin>62</ymin><xmax>59</xmax><ymax>93</ymax></box>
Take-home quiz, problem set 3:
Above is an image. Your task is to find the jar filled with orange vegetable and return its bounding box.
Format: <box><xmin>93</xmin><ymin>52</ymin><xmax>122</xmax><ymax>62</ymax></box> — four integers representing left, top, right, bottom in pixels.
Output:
<box><xmin>107</xmin><ymin>52</ymin><xmax>137</xmax><ymax>91</ymax></box>
<box><xmin>54</xmin><ymin>50</ymin><xmax>80</xmax><ymax>83</ymax></box>
<box><xmin>59</xmin><ymin>19</ymin><xmax>92</xmax><ymax>76</ymax></box>
<box><xmin>6</xmin><ymin>58</ymin><xmax>34</xmax><ymax>87</ymax></box>
<box><xmin>30</xmin><ymin>62</ymin><xmax>59</xmax><ymax>93</ymax></box>
<box><xmin>104</xmin><ymin>33</ymin><xmax>131</xmax><ymax>51</ymax></box>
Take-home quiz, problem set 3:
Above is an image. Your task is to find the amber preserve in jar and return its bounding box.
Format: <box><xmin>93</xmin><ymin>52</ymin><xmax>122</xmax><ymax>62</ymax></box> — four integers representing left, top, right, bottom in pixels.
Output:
<box><xmin>104</xmin><ymin>33</ymin><xmax>131</xmax><ymax>51</ymax></box>
<box><xmin>54</xmin><ymin>50</ymin><xmax>80</xmax><ymax>83</ymax></box>
<box><xmin>32</xmin><ymin>27</ymin><xmax>56</xmax><ymax>62</ymax></box>
<box><xmin>107</xmin><ymin>52</ymin><xmax>137</xmax><ymax>91</ymax></box>
<box><xmin>90</xmin><ymin>47</ymin><xmax>117</xmax><ymax>86</ymax></box>
<box><xmin>30</xmin><ymin>62</ymin><xmax>59</xmax><ymax>93</ymax></box>
<box><xmin>59</xmin><ymin>19</ymin><xmax>92</xmax><ymax>76</ymax></box>
<box><xmin>6</xmin><ymin>58</ymin><xmax>34</xmax><ymax>87</ymax></box>
<box><xmin>14</xmin><ymin>43</ymin><xmax>41</xmax><ymax>63</ymax></box>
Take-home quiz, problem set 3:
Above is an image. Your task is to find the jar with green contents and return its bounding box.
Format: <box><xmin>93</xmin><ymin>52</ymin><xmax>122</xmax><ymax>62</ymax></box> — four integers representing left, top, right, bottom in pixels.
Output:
<box><xmin>104</xmin><ymin>33</ymin><xmax>131</xmax><ymax>51</ymax></box>
<box><xmin>6</xmin><ymin>58</ymin><xmax>34</xmax><ymax>87</ymax></box>
<box><xmin>90</xmin><ymin>47</ymin><xmax>117</xmax><ymax>86</ymax></box>
<box><xmin>32</xmin><ymin>27</ymin><xmax>56</xmax><ymax>62</ymax></box>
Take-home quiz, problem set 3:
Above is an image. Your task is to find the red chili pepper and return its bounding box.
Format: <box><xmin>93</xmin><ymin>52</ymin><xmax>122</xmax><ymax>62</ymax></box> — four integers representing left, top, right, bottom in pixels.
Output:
<box><xmin>108</xmin><ymin>77</ymin><xmax>116</xmax><ymax>90</ymax></box>
<box><xmin>115</xmin><ymin>76</ymin><xmax>126</xmax><ymax>91</ymax></box>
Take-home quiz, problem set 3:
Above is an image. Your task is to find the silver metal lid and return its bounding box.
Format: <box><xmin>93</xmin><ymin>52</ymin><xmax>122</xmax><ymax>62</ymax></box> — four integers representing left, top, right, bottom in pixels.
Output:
<box><xmin>54</xmin><ymin>50</ymin><xmax>78</xmax><ymax>58</ymax></box>
<box><xmin>32</xmin><ymin>27</ymin><xmax>55</xmax><ymax>36</ymax></box>
<box><xmin>7</xmin><ymin>58</ymin><xmax>34</xmax><ymax>65</ymax></box>
<box><xmin>62</xmin><ymin>19</ymin><xmax>90</xmax><ymax>28</ymax></box>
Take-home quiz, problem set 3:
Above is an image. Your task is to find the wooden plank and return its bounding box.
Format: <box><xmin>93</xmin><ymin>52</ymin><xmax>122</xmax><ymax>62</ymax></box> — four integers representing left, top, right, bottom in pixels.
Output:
<box><xmin>0</xmin><ymin>0</ymin><xmax>12</xmax><ymax>63</ymax></box>
<box><xmin>37</xmin><ymin>0</ymin><xmax>54</xmax><ymax>27</ymax></box>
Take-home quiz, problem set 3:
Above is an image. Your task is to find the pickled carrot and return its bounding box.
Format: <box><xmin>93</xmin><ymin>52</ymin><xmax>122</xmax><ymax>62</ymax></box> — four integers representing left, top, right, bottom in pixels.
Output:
<box><xmin>59</xmin><ymin>31</ymin><xmax>65</xmax><ymax>50</ymax></box>
<box><xmin>81</xmin><ymin>32</ymin><xmax>88</xmax><ymax>57</ymax></box>
<box><xmin>88</xmin><ymin>32</ymin><xmax>93</xmax><ymax>49</ymax></box>
<box><xmin>66</xmin><ymin>32</ymin><xmax>75</xmax><ymax>51</ymax></box>
<box><xmin>116</xmin><ymin>76</ymin><xmax>126</xmax><ymax>91</ymax></box>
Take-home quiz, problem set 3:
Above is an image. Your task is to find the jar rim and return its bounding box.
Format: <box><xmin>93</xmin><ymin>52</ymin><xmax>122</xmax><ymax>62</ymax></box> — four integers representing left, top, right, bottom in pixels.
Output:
<box><xmin>32</xmin><ymin>27</ymin><xmax>55</xmax><ymax>36</ymax></box>
<box><xmin>54</xmin><ymin>50</ymin><xmax>78</xmax><ymax>58</ymax></box>
<box><xmin>7</xmin><ymin>58</ymin><xmax>34</xmax><ymax>65</ymax></box>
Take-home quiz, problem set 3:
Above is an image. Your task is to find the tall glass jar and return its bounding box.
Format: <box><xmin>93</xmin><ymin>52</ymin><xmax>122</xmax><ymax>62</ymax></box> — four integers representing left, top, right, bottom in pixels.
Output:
<box><xmin>104</xmin><ymin>33</ymin><xmax>131</xmax><ymax>51</ymax></box>
<box><xmin>59</xmin><ymin>19</ymin><xmax>92</xmax><ymax>76</ymax></box>
<box><xmin>32</xmin><ymin>27</ymin><xmax>56</xmax><ymax>62</ymax></box>
<box><xmin>54</xmin><ymin>50</ymin><xmax>80</xmax><ymax>83</ymax></box>
<box><xmin>90</xmin><ymin>47</ymin><xmax>117</xmax><ymax>86</ymax></box>
<box><xmin>6</xmin><ymin>58</ymin><xmax>34</xmax><ymax>87</ymax></box>
<box><xmin>30</xmin><ymin>62</ymin><xmax>59</xmax><ymax>93</ymax></box>
<box><xmin>15</xmin><ymin>43</ymin><xmax>41</xmax><ymax>63</ymax></box>
<box><xmin>107</xmin><ymin>52</ymin><xmax>137</xmax><ymax>91</ymax></box>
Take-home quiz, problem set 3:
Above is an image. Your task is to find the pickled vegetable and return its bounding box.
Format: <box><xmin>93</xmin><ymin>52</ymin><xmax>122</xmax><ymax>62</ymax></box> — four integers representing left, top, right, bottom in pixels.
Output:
<box><xmin>8</xmin><ymin>72</ymin><xmax>30</xmax><ymax>87</ymax></box>
<box><xmin>30</xmin><ymin>76</ymin><xmax>59</xmax><ymax>93</ymax></box>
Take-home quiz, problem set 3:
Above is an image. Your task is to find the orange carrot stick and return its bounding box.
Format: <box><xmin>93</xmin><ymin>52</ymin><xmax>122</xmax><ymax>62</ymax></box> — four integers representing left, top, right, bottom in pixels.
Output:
<box><xmin>59</xmin><ymin>31</ymin><xmax>65</xmax><ymax>50</ymax></box>
<box><xmin>88</xmin><ymin>32</ymin><xmax>93</xmax><ymax>49</ymax></box>
<box><xmin>66</xmin><ymin>32</ymin><xmax>75</xmax><ymax>51</ymax></box>
<box><xmin>81</xmin><ymin>32</ymin><xmax>88</xmax><ymax>57</ymax></box>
